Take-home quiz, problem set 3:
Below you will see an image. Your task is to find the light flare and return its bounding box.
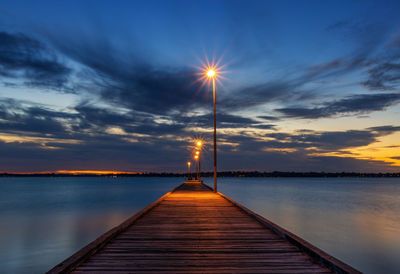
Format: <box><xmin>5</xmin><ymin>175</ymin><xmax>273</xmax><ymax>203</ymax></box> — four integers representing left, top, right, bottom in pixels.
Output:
<box><xmin>192</xmin><ymin>54</ymin><xmax>229</xmax><ymax>95</ymax></box>
<box><xmin>207</xmin><ymin>69</ymin><xmax>215</xmax><ymax>78</ymax></box>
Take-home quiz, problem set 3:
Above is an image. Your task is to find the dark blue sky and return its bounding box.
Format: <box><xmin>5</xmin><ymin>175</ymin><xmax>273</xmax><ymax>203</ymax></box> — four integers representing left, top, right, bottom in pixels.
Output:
<box><xmin>1</xmin><ymin>0</ymin><xmax>400</xmax><ymax>172</ymax></box>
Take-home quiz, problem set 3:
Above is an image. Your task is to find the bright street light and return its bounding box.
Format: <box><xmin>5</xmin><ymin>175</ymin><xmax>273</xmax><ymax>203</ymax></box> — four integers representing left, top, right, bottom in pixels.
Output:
<box><xmin>207</xmin><ymin>69</ymin><xmax>215</xmax><ymax>78</ymax></box>
<box><xmin>187</xmin><ymin>161</ymin><xmax>191</xmax><ymax>180</ymax></box>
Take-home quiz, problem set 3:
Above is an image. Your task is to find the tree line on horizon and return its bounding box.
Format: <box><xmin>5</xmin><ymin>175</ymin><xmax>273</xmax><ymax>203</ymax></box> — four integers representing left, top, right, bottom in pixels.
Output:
<box><xmin>1</xmin><ymin>171</ymin><xmax>400</xmax><ymax>177</ymax></box>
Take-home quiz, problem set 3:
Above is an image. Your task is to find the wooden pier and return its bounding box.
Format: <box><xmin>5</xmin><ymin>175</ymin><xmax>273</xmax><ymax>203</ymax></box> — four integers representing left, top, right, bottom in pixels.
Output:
<box><xmin>49</xmin><ymin>181</ymin><xmax>360</xmax><ymax>273</ymax></box>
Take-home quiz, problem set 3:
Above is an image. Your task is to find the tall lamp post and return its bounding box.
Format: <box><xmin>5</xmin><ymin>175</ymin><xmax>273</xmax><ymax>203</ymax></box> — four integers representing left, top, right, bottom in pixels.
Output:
<box><xmin>206</xmin><ymin>69</ymin><xmax>217</xmax><ymax>193</ymax></box>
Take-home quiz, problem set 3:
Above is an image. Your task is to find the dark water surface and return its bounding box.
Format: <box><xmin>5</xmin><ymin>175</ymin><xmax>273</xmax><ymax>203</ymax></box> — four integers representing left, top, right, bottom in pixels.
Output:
<box><xmin>1</xmin><ymin>177</ymin><xmax>399</xmax><ymax>273</ymax></box>
<box><xmin>0</xmin><ymin>177</ymin><xmax>180</xmax><ymax>274</ymax></box>
<box><xmin>204</xmin><ymin>177</ymin><xmax>400</xmax><ymax>274</ymax></box>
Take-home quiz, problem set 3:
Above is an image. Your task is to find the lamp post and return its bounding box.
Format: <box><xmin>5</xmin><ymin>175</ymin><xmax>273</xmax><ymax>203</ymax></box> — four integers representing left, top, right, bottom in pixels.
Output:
<box><xmin>206</xmin><ymin>69</ymin><xmax>217</xmax><ymax>193</ymax></box>
<box><xmin>194</xmin><ymin>154</ymin><xmax>199</xmax><ymax>180</ymax></box>
<box><xmin>195</xmin><ymin>140</ymin><xmax>203</xmax><ymax>181</ymax></box>
<box><xmin>187</xmin><ymin>161</ymin><xmax>191</xmax><ymax>180</ymax></box>
<box><xmin>195</xmin><ymin>150</ymin><xmax>201</xmax><ymax>180</ymax></box>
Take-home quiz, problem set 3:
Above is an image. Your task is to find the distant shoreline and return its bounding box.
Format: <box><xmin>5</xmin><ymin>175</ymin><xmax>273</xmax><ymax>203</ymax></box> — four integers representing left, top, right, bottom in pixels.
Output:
<box><xmin>1</xmin><ymin>171</ymin><xmax>400</xmax><ymax>178</ymax></box>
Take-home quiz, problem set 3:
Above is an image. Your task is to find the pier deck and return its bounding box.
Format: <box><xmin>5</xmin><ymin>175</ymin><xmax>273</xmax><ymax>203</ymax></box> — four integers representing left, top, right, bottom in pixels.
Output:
<box><xmin>49</xmin><ymin>181</ymin><xmax>359</xmax><ymax>273</ymax></box>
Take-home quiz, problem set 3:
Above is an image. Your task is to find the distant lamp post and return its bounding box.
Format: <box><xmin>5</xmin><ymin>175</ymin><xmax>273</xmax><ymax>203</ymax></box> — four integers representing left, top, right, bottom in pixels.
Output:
<box><xmin>206</xmin><ymin>68</ymin><xmax>218</xmax><ymax>193</ymax></box>
<box><xmin>194</xmin><ymin>154</ymin><xmax>199</xmax><ymax>180</ymax></box>
<box><xmin>196</xmin><ymin>140</ymin><xmax>203</xmax><ymax>148</ymax></box>
<box><xmin>195</xmin><ymin>150</ymin><xmax>201</xmax><ymax>179</ymax></box>
<box><xmin>187</xmin><ymin>161</ymin><xmax>191</xmax><ymax>180</ymax></box>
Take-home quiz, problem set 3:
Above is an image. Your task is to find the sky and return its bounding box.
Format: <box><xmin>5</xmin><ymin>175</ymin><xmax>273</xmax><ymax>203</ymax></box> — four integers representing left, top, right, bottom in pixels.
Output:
<box><xmin>1</xmin><ymin>0</ymin><xmax>400</xmax><ymax>173</ymax></box>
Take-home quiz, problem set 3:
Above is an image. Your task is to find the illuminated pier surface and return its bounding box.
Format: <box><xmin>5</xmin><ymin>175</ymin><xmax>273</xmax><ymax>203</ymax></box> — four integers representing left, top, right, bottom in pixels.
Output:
<box><xmin>49</xmin><ymin>181</ymin><xmax>360</xmax><ymax>273</ymax></box>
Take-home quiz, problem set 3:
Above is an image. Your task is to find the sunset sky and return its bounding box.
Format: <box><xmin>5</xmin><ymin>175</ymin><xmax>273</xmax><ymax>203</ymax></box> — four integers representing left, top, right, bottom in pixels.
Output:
<box><xmin>1</xmin><ymin>0</ymin><xmax>400</xmax><ymax>172</ymax></box>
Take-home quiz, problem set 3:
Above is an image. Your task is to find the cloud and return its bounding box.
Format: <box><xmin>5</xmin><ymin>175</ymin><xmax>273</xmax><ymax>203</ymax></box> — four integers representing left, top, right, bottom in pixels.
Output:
<box><xmin>1</xmin><ymin>96</ymin><xmax>400</xmax><ymax>172</ymax></box>
<box><xmin>42</xmin><ymin>28</ymin><xmax>315</xmax><ymax>115</ymax></box>
<box><xmin>0</xmin><ymin>135</ymin><xmax>190</xmax><ymax>172</ymax></box>
<box><xmin>322</xmin><ymin>17</ymin><xmax>400</xmax><ymax>92</ymax></box>
<box><xmin>222</xmin><ymin>125</ymin><xmax>400</xmax><ymax>156</ymax></box>
<box><xmin>295</xmin><ymin>130</ymin><xmax>376</xmax><ymax>150</ymax></box>
<box><xmin>261</xmin><ymin>130</ymin><xmax>374</xmax><ymax>151</ymax></box>
<box><xmin>184</xmin><ymin>113</ymin><xmax>275</xmax><ymax>130</ymax></box>
<box><xmin>217</xmin><ymin>142</ymin><xmax>398</xmax><ymax>173</ymax></box>
<box><xmin>222</xmin><ymin>81</ymin><xmax>297</xmax><ymax>109</ymax></box>
<box><xmin>276</xmin><ymin>93</ymin><xmax>400</xmax><ymax>119</ymax></box>
<box><xmin>2</xmin><ymin>125</ymin><xmax>397</xmax><ymax>173</ymax></box>
<box><xmin>391</xmin><ymin>32</ymin><xmax>400</xmax><ymax>48</ymax></box>
<box><xmin>319</xmin><ymin>19</ymin><xmax>400</xmax><ymax>94</ymax></box>
<box><xmin>98</xmin><ymin>66</ymin><xmax>208</xmax><ymax>115</ymax></box>
<box><xmin>363</xmin><ymin>61</ymin><xmax>400</xmax><ymax>91</ymax></box>
<box><xmin>258</xmin><ymin>115</ymin><xmax>280</xmax><ymax>121</ymax></box>
<box><xmin>0</xmin><ymin>99</ymin><xmax>72</xmax><ymax>137</ymax></box>
<box><xmin>0</xmin><ymin>101</ymin><xmax>192</xmax><ymax>172</ymax></box>
<box><xmin>73</xmin><ymin>103</ymin><xmax>138</xmax><ymax>130</ymax></box>
<box><xmin>0</xmin><ymin>31</ymin><xmax>71</xmax><ymax>90</ymax></box>
<box><xmin>221</xmin><ymin>20</ymin><xmax>392</xmax><ymax>113</ymax></box>
<box><xmin>368</xmin><ymin>125</ymin><xmax>400</xmax><ymax>134</ymax></box>
<box><xmin>42</xmin><ymin>33</ymin><xmax>211</xmax><ymax>115</ymax></box>
<box><xmin>8</xmin><ymin>19</ymin><xmax>394</xmax><ymax>120</ymax></box>
<box><xmin>325</xmin><ymin>19</ymin><xmax>388</xmax><ymax>58</ymax></box>
<box><xmin>1</xmin><ymin>15</ymin><xmax>400</xmax><ymax>173</ymax></box>
<box><xmin>210</xmin><ymin>125</ymin><xmax>400</xmax><ymax>172</ymax></box>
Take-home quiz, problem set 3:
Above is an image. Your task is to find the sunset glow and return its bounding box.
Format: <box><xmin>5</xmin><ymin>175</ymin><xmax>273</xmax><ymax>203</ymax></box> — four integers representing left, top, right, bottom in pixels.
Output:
<box><xmin>55</xmin><ymin>170</ymin><xmax>139</xmax><ymax>175</ymax></box>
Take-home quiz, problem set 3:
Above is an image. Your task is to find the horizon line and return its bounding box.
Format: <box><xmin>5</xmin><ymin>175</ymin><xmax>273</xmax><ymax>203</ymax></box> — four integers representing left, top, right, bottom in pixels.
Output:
<box><xmin>1</xmin><ymin>170</ymin><xmax>400</xmax><ymax>177</ymax></box>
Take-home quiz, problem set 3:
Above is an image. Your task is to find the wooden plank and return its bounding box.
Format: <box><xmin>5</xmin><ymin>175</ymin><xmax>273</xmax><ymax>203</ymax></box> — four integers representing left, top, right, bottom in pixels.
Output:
<box><xmin>48</xmin><ymin>181</ymin><xmax>360</xmax><ymax>274</ymax></box>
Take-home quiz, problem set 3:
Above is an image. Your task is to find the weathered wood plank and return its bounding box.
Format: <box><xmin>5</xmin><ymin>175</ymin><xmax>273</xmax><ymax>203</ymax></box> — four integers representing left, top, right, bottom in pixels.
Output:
<box><xmin>48</xmin><ymin>181</ymin><xmax>360</xmax><ymax>274</ymax></box>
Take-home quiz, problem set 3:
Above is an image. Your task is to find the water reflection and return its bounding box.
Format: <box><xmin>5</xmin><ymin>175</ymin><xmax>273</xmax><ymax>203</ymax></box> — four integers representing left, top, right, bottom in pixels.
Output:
<box><xmin>0</xmin><ymin>177</ymin><xmax>180</xmax><ymax>273</ymax></box>
<box><xmin>1</xmin><ymin>177</ymin><xmax>399</xmax><ymax>273</ymax></box>
<box><xmin>204</xmin><ymin>177</ymin><xmax>400</xmax><ymax>274</ymax></box>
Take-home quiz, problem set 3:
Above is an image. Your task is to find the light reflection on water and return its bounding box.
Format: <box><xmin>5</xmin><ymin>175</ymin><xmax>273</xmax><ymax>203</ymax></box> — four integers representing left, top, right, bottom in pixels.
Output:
<box><xmin>203</xmin><ymin>177</ymin><xmax>400</xmax><ymax>274</ymax></box>
<box><xmin>0</xmin><ymin>177</ymin><xmax>181</xmax><ymax>274</ymax></box>
<box><xmin>1</xmin><ymin>177</ymin><xmax>399</xmax><ymax>273</ymax></box>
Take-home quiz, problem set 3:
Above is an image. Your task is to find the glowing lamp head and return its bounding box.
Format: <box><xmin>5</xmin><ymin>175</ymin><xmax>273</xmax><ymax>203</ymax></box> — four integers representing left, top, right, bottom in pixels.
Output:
<box><xmin>196</xmin><ymin>140</ymin><xmax>203</xmax><ymax>147</ymax></box>
<box><xmin>194</xmin><ymin>155</ymin><xmax>198</xmax><ymax>160</ymax></box>
<box><xmin>187</xmin><ymin>161</ymin><xmax>191</xmax><ymax>166</ymax></box>
<box><xmin>206</xmin><ymin>69</ymin><xmax>216</xmax><ymax>78</ymax></box>
<box><xmin>195</xmin><ymin>151</ymin><xmax>200</xmax><ymax>155</ymax></box>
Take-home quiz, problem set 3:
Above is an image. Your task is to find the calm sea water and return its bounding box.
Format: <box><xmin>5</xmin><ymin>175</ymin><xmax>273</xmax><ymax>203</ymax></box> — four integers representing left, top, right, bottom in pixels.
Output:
<box><xmin>0</xmin><ymin>177</ymin><xmax>399</xmax><ymax>273</ymax></box>
<box><xmin>204</xmin><ymin>177</ymin><xmax>400</xmax><ymax>274</ymax></box>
